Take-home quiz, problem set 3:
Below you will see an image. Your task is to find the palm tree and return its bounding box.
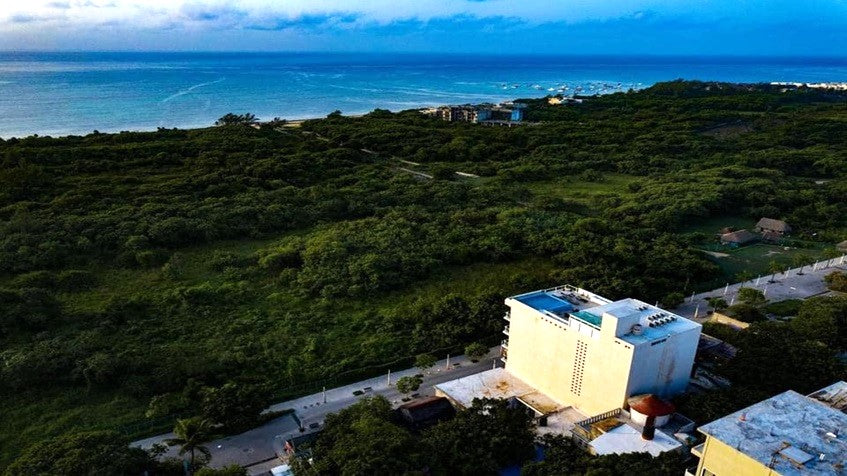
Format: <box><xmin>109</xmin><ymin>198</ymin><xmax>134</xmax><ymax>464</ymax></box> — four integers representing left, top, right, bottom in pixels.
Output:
<box><xmin>736</xmin><ymin>270</ymin><xmax>754</xmax><ymax>287</ymax></box>
<box><xmin>767</xmin><ymin>260</ymin><xmax>782</xmax><ymax>283</ymax></box>
<box><xmin>165</xmin><ymin>417</ymin><xmax>213</xmax><ymax>475</ymax></box>
<box><xmin>793</xmin><ymin>253</ymin><xmax>810</xmax><ymax>275</ymax></box>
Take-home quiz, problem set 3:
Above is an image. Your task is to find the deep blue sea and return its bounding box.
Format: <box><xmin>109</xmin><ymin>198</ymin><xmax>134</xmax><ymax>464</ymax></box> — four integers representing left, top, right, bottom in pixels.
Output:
<box><xmin>2</xmin><ymin>52</ymin><xmax>847</xmax><ymax>138</ymax></box>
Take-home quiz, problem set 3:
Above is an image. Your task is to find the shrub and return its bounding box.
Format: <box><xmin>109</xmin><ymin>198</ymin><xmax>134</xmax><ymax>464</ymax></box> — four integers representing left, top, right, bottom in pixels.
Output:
<box><xmin>737</xmin><ymin>287</ymin><xmax>767</xmax><ymax>306</ymax></box>
<box><xmin>396</xmin><ymin>375</ymin><xmax>423</xmax><ymax>394</ymax></box>
<box><xmin>464</xmin><ymin>342</ymin><xmax>489</xmax><ymax>361</ymax></box>
<box><xmin>258</xmin><ymin>248</ymin><xmax>302</xmax><ymax>271</ymax></box>
<box><xmin>725</xmin><ymin>303</ymin><xmax>766</xmax><ymax>323</ymax></box>
<box><xmin>662</xmin><ymin>292</ymin><xmax>684</xmax><ymax>308</ymax></box>
<box><xmin>825</xmin><ymin>271</ymin><xmax>847</xmax><ymax>292</ymax></box>
<box><xmin>57</xmin><ymin>270</ymin><xmax>96</xmax><ymax>292</ymax></box>
<box><xmin>12</xmin><ymin>271</ymin><xmax>57</xmax><ymax>289</ymax></box>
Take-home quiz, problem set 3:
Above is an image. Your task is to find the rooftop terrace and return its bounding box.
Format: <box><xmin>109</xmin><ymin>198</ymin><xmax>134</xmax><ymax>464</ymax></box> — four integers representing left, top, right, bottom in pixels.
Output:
<box><xmin>698</xmin><ymin>387</ymin><xmax>847</xmax><ymax>476</ymax></box>
<box><xmin>434</xmin><ymin>368</ymin><xmax>561</xmax><ymax>415</ymax></box>
<box><xmin>509</xmin><ymin>286</ymin><xmax>700</xmax><ymax>346</ymax></box>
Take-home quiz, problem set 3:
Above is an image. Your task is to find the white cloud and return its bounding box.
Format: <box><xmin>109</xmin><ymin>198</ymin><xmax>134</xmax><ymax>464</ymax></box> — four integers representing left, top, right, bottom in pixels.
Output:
<box><xmin>0</xmin><ymin>0</ymin><xmax>669</xmax><ymax>30</ymax></box>
<box><xmin>1</xmin><ymin>0</ymin><xmax>844</xmax><ymax>39</ymax></box>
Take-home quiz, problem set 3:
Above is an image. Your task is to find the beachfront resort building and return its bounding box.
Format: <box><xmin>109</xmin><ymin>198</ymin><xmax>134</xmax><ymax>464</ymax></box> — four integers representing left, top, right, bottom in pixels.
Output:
<box><xmin>689</xmin><ymin>381</ymin><xmax>847</xmax><ymax>476</ymax></box>
<box><xmin>435</xmin><ymin>285</ymin><xmax>702</xmax><ymax>455</ymax></box>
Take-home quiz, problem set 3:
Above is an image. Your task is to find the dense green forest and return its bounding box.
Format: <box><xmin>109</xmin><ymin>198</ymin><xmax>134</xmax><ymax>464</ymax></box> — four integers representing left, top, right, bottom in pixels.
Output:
<box><xmin>2</xmin><ymin>80</ymin><xmax>847</xmax><ymax>468</ymax></box>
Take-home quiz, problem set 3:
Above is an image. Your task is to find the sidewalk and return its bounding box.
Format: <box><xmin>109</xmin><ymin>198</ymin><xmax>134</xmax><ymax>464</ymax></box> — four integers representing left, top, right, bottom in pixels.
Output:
<box><xmin>674</xmin><ymin>254</ymin><xmax>846</xmax><ymax>321</ymax></box>
<box><xmin>132</xmin><ymin>348</ymin><xmax>499</xmax><ymax>470</ymax></box>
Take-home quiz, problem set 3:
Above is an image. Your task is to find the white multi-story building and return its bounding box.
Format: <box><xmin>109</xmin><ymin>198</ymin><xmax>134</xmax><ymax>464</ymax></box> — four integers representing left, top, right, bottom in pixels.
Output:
<box><xmin>502</xmin><ymin>285</ymin><xmax>701</xmax><ymax>416</ymax></box>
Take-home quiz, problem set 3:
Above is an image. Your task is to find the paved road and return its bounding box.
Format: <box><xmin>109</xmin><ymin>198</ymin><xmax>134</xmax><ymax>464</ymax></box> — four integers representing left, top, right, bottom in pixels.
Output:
<box><xmin>674</xmin><ymin>254</ymin><xmax>846</xmax><ymax>321</ymax></box>
<box><xmin>133</xmin><ymin>348</ymin><xmax>500</xmax><ymax>472</ymax></box>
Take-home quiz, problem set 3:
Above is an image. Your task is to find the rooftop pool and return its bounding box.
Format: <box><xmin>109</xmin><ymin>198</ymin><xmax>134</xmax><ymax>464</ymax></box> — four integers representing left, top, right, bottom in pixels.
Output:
<box><xmin>515</xmin><ymin>292</ymin><xmax>574</xmax><ymax>314</ymax></box>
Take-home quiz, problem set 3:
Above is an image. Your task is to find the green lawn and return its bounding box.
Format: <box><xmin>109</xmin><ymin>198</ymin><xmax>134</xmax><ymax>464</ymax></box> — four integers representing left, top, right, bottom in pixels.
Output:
<box><xmin>705</xmin><ymin>243</ymin><xmax>827</xmax><ymax>281</ymax></box>
<box><xmin>526</xmin><ymin>173</ymin><xmax>639</xmax><ymax>212</ymax></box>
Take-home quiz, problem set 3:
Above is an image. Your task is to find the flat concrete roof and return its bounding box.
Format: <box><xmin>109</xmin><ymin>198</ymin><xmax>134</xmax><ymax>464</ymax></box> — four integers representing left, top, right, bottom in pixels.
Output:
<box><xmin>590</xmin><ymin>298</ymin><xmax>701</xmax><ymax>345</ymax></box>
<box><xmin>434</xmin><ymin>368</ymin><xmax>562</xmax><ymax>415</ymax></box>
<box><xmin>698</xmin><ymin>389</ymin><xmax>847</xmax><ymax>476</ymax></box>
<box><xmin>590</xmin><ymin>424</ymin><xmax>682</xmax><ymax>457</ymax></box>
<box><xmin>508</xmin><ymin>285</ymin><xmax>700</xmax><ymax>346</ymax></box>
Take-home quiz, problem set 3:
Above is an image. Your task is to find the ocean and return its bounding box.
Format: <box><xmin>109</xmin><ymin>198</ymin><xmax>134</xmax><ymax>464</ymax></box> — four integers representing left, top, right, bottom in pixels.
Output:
<box><xmin>2</xmin><ymin>52</ymin><xmax>847</xmax><ymax>138</ymax></box>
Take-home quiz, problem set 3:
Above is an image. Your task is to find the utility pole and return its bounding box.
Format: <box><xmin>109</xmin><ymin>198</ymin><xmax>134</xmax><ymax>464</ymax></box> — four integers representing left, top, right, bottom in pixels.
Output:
<box><xmin>322</xmin><ymin>386</ymin><xmax>326</xmax><ymax>404</ymax></box>
<box><xmin>445</xmin><ymin>354</ymin><xmax>450</xmax><ymax>370</ymax></box>
<box><xmin>723</xmin><ymin>283</ymin><xmax>729</xmax><ymax>295</ymax></box>
<box><xmin>387</xmin><ymin>369</ymin><xmax>391</xmax><ymax>387</ymax></box>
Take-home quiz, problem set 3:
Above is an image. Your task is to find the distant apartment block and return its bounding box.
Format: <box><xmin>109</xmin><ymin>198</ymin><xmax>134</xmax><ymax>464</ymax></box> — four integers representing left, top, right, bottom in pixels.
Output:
<box><xmin>690</xmin><ymin>381</ymin><xmax>847</xmax><ymax>476</ymax></box>
<box><xmin>431</xmin><ymin>102</ymin><xmax>526</xmax><ymax>124</ymax></box>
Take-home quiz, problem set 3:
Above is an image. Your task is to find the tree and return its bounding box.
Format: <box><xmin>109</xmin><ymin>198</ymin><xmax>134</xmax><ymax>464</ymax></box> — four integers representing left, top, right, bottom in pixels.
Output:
<box><xmin>724</xmin><ymin>322</ymin><xmax>845</xmax><ymax>396</ymax></box>
<box><xmin>793</xmin><ymin>253</ymin><xmax>811</xmax><ymax>275</ymax></box>
<box><xmin>199</xmin><ymin>382</ymin><xmax>272</xmax><ymax>433</ymax></box>
<box><xmin>422</xmin><ymin>398</ymin><xmax>535</xmax><ymax>475</ymax></box>
<box><xmin>791</xmin><ymin>295</ymin><xmax>847</xmax><ymax>349</ymax></box>
<box><xmin>414</xmin><ymin>353</ymin><xmax>437</xmax><ymax>370</ymax></box>
<box><xmin>6</xmin><ymin>431</ymin><xmax>156</xmax><ymax>476</ymax></box>
<box><xmin>523</xmin><ymin>434</ymin><xmax>687</xmax><ymax>476</ymax></box>
<box><xmin>661</xmin><ymin>292</ymin><xmax>684</xmax><ymax>308</ymax></box>
<box><xmin>166</xmin><ymin>417</ymin><xmax>214</xmax><ymax>475</ymax></box>
<box><xmin>305</xmin><ymin>396</ymin><xmax>421</xmax><ymax>475</ymax></box>
<box><xmin>725</xmin><ymin>303</ymin><xmax>766</xmax><ymax>323</ymax></box>
<box><xmin>767</xmin><ymin>260</ymin><xmax>783</xmax><ymax>283</ymax></box>
<box><xmin>736</xmin><ymin>270</ymin><xmax>754</xmax><ymax>287</ymax></box>
<box><xmin>737</xmin><ymin>287</ymin><xmax>767</xmax><ymax>307</ymax></box>
<box><xmin>431</xmin><ymin>164</ymin><xmax>455</xmax><ymax>180</ymax></box>
<box><xmin>464</xmin><ymin>342</ymin><xmax>489</xmax><ymax>361</ymax></box>
<box><xmin>824</xmin><ymin>271</ymin><xmax>847</xmax><ymax>292</ymax></box>
<box><xmin>395</xmin><ymin>375</ymin><xmax>423</xmax><ymax>394</ymax></box>
<box><xmin>707</xmin><ymin>297</ymin><xmax>729</xmax><ymax>313</ymax></box>
<box><xmin>215</xmin><ymin>113</ymin><xmax>258</xmax><ymax>126</ymax></box>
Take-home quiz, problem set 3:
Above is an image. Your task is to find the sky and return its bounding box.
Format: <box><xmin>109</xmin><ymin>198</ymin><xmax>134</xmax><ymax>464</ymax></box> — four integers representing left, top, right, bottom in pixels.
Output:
<box><xmin>0</xmin><ymin>0</ymin><xmax>846</xmax><ymax>55</ymax></box>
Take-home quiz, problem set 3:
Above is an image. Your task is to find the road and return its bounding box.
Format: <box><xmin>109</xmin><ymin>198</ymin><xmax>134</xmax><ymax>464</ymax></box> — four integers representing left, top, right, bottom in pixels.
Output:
<box><xmin>132</xmin><ymin>348</ymin><xmax>499</xmax><ymax>473</ymax></box>
<box><xmin>674</xmin><ymin>254</ymin><xmax>846</xmax><ymax>321</ymax></box>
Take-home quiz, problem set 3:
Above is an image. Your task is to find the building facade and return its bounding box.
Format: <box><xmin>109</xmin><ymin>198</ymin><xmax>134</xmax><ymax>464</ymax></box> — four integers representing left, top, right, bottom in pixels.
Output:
<box><xmin>503</xmin><ymin>285</ymin><xmax>701</xmax><ymax>416</ymax></box>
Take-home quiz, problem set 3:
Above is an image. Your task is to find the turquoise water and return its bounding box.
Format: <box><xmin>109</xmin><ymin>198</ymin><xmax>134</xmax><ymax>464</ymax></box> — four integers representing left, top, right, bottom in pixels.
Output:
<box><xmin>2</xmin><ymin>52</ymin><xmax>847</xmax><ymax>138</ymax></box>
<box><xmin>571</xmin><ymin>310</ymin><xmax>603</xmax><ymax>327</ymax></box>
<box><xmin>516</xmin><ymin>292</ymin><xmax>574</xmax><ymax>313</ymax></box>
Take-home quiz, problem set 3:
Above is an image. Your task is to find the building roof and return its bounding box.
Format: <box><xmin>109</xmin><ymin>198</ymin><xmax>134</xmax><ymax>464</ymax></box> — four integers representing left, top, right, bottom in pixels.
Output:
<box><xmin>507</xmin><ymin>287</ymin><xmax>700</xmax><ymax>347</ymax></box>
<box><xmin>756</xmin><ymin>217</ymin><xmax>791</xmax><ymax>232</ymax></box>
<box><xmin>720</xmin><ymin>229</ymin><xmax>759</xmax><ymax>244</ymax></box>
<box><xmin>807</xmin><ymin>381</ymin><xmax>847</xmax><ymax>414</ymax></box>
<box><xmin>397</xmin><ymin>396</ymin><xmax>454</xmax><ymax>424</ymax></box>
<box><xmin>837</xmin><ymin>240</ymin><xmax>847</xmax><ymax>252</ymax></box>
<box><xmin>590</xmin><ymin>423</ymin><xmax>683</xmax><ymax>457</ymax></box>
<box><xmin>588</xmin><ymin>298</ymin><xmax>702</xmax><ymax>346</ymax></box>
<box><xmin>434</xmin><ymin>368</ymin><xmax>562</xmax><ymax>414</ymax></box>
<box><xmin>761</xmin><ymin>230</ymin><xmax>783</xmax><ymax>242</ymax></box>
<box><xmin>697</xmin><ymin>334</ymin><xmax>738</xmax><ymax>361</ymax></box>
<box><xmin>628</xmin><ymin>394</ymin><xmax>675</xmax><ymax>417</ymax></box>
<box><xmin>698</xmin><ymin>388</ymin><xmax>847</xmax><ymax>476</ymax></box>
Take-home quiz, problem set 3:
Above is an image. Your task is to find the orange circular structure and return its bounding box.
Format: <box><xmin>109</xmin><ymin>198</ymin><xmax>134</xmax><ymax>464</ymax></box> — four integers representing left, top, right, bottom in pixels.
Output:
<box><xmin>628</xmin><ymin>394</ymin><xmax>675</xmax><ymax>416</ymax></box>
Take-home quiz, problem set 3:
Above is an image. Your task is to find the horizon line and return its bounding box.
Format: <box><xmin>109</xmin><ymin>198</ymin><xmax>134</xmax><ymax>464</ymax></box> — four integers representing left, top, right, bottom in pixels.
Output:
<box><xmin>2</xmin><ymin>50</ymin><xmax>847</xmax><ymax>60</ymax></box>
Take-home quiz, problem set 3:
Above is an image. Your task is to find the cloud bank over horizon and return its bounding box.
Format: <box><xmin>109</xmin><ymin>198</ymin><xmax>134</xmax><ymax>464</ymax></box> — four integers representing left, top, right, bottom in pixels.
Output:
<box><xmin>1</xmin><ymin>0</ymin><xmax>846</xmax><ymax>55</ymax></box>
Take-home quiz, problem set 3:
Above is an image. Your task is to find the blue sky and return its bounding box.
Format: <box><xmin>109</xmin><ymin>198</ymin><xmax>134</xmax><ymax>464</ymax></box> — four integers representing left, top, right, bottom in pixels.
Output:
<box><xmin>1</xmin><ymin>0</ymin><xmax>846</xmax><ymax>55</ymax></box>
